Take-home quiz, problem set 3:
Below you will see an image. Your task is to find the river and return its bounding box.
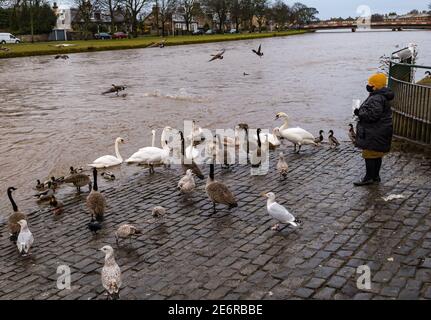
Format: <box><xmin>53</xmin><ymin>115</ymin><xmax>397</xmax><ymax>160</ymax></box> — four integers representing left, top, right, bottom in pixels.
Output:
<box><xmin>1</xmin><ymin>29</ymin><xmax>430</xmax><ymax>220</ymax></box>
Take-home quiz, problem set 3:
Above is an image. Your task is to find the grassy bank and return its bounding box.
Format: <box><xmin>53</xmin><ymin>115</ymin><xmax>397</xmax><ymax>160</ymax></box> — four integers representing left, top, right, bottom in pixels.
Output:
<box><xmin>0</xmin><ymin>30</ymin><xmax>310</xmax><ymax>59</ymax></box>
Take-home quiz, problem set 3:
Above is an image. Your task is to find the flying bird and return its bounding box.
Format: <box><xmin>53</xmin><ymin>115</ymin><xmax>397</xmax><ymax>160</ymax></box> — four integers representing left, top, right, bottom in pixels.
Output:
<box><xmin>16</xmin><ymin>220</ymin><xmax>34</xmax><ymax>256</ymax></box>
<box><xmin>100</xmin><ymin>245</ymin><xmax>122</xmax><ymax>300</ymax></box>
<box><xmin>262</xmin><ymin>192</ymin><xmax>301</xmax><ymax>231</ymax></box>
<box><xmin>208</xmin><ymin>49</ymin><xmax>225</xmax><ymax>62</ymax></box>
<box><xmin>252</xmin><ymin>44</ymin><xmax>263</xmax><ymax>57</ymax></box>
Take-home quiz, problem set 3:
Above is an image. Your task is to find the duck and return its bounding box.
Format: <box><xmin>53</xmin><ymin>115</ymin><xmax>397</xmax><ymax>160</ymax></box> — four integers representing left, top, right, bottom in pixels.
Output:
<box><xmin>101</xmin><ymin>172</ymin><xmax>116</xmax><ymax>181</ymax></box>
<box><xmin>115</xmin><ymin>224</ymin><xmax>141</xmax><ymax>244</ymax></box>
<box><xmin>416</xmin><ymin>71</ymin><xmax>431</xmax><ymax>85</ymax></box>
<box><xmin>314</xmin><ymin>130</ymin><xmax>324</xmax><ymax>145</ymax></box>
<box><xmin>275</xmin><ymin>112</ymin><xmax>316</xmax><ymax>153</ymax></box>
<box><xmin>88</xmin><ymin>217</ymin><xmax>102</xmax><ymax>235</ymax></box>
<box><xmin>86</xmin><ymin>168</ymin><xmax>106</xmax><ymax>222</ymax></box>
<box><xmin>100</xmin><ymin>245</ymin><xmax>122</xmax><ymax>300</ymax></box>
<box><xmin>6</xmin><ymin>187</ymin><xmax>27</xmax><ymax>243</ymax></box>
<box><xmin>208</xmin><ymin>49</ymin><xmax>225</xmax><ymax>62</ymax></box>
<box><xmin>34</xmin><ymin>182</ymin><xmax>55</xmax><ymax>203</ymax></box>
<box><xmin>152</xmin><ymin>206</ymin><xmax>167</xmax><ymax>219</ymax></box>
<box><xmin>69</xmin><ymin>166</ymin><xmax>83</xmax><ymax>174</ymax></box>
<box><xmin>62</xmin><ymin>171</ymin><xmax>91</xmax><ymax>193</ymax></box>
<box><xmin>276</xmin><ymin>152</ymin><xmax>289</xmax><ymax>180</ymax></box>
<box><xmin>205</xmin><ymin>155</ymin><xmax>238</xmax><ymax>214</ymax></box>
<box><xmin>126</xmin><ymin>131</ymin><xmax>170</xmax><ymax>174</ymax></box>
<box><xmin>348</xmin><ymin>124</ymin><xmax>356</xmax><ymax>145</ymax></box>
<box><xmin>261</xmin><ymin>192</ymin><xmax>301</xmax><ymax>231</ymax></box>
<box><xmin>50</xmin><ymin>196</ymin><xmax>64</xmax><ymax>216</ymax></box>
<box><xmin>252</xmin><ymin>44</ymin><xmax>263</xmax><ymax>57</ymax></box>
<box><xmin>177</xmin><ymin>169</ymin><xmax>196</xmax><ymax>194</ymax></box>
<box><xmin>88</xmin><ymin>137</ymin><xmax>125</xmax><ymax>168</ymax></box>
<box><xmin>328</xmin><ymin>130</ymin><xmax>340</xmax><ymax>148</ymax></box>
<box><xmin>178</xmin><ymin>131</ymin><xmax>204</xmax><ymax>179</ymax></box>
<box><xmin>16</xmin><ymin>220</ymin><xmax>34</xmax><ymax>256</ymax></box>
<box><xmin>35</xmin><ymin>179</ymin><xmax>45</xmax><ymax>191</ymax></box>
<box><xmin>55</xmin><ymin>54</ymin><xmax>69</xmax><ymax>60</ymax></box>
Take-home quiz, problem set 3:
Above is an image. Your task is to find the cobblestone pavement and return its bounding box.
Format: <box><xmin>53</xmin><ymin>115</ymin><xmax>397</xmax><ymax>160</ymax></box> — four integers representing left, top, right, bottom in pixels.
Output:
<box><xmin>1</xmin><ymin>143</ymin><xmax>431</xmax><ymax>300</ymax></box>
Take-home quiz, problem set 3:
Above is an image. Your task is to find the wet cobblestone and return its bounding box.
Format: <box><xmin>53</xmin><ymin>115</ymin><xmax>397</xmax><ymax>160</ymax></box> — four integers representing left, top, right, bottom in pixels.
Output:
<box><xmin>1</xmin><ymin>144</ymin><xmax>430</xmax><ymax>300</ymax></box>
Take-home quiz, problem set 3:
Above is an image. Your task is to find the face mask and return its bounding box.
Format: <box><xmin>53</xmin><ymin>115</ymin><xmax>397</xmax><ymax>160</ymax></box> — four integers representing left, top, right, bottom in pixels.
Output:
<box><xmin>366</xmin><ymin>85</ymin><xmax>374</xmax><ymax>93</ymax></box>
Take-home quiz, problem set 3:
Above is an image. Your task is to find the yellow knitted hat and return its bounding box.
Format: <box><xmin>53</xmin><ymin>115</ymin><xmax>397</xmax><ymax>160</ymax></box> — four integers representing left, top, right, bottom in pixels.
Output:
<box><xmin>368</xmin><ymin>73</ymin><xmax>387</xmax><ymax>90</ymax></box>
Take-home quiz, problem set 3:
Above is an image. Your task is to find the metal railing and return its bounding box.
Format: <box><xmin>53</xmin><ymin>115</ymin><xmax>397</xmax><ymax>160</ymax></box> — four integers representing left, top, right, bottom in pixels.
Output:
<box><xmin>389</xmin><ymin>62</ymin><xmax>431</xmax><ymax>145</ymax></box>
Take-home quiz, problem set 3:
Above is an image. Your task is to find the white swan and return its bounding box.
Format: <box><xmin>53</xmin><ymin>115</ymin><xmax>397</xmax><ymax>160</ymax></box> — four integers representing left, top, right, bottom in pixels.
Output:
<box><xmin>88</xmin><ymin>137</ymin><xmax>125</xmax><ymax>168</ymax></box>
<box><xmin>275</xmin><ymin>112</ymin><xmax>316</xmax><ymax>153</ymax></box>
<box><xmin>185</xmin><ymin>126</ymin><xmax>200</xmax><ymax>160</ymax></box>
<box><xmin>253</xmin><ymin>128</ymin><xmax>281</xmax><ymax>149</ymax></box>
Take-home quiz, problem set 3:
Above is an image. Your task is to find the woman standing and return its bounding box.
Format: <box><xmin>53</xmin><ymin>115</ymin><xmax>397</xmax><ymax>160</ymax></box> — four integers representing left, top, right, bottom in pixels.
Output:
<box><xmin>353</xmin><ymin>73</ymin><xmax>394</xmax><ymax>186</ymax></box>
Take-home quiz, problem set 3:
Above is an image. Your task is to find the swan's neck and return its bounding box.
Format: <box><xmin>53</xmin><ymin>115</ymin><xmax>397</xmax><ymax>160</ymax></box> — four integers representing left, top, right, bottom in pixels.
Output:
<box><xmin>151</xmin><ymin>131</ymin><xmax>156</xmax><ymax>147</ymax></box>
<box><xmin>114</xmin><ymin>140</ymin><xmax>122</xmax><ymax>161</ymax></box>
<box><xmin>7</xmin><ymin>189</ymin><xmax>18</xmax><ymax>212</ymax></box>
<box><xmin>280</xmin><ymin>118</ymin><xmax>289</xmax><ymax>131</ymax></box>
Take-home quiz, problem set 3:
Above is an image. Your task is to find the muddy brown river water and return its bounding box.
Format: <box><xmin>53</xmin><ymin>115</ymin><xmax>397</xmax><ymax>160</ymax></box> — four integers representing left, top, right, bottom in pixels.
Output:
<box><xmin>1</xmin><ymin>30</ymin><xmax>430</xmax><ymax>219</ymax></box>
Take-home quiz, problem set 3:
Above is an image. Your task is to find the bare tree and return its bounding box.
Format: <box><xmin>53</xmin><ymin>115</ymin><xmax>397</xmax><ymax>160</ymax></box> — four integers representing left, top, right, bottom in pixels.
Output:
<box><xmin>125</xmin><ymin>0</ymin><xmax>149</xmax><ymax>37</ymax></box>
<box><xmin>178</xmin><ymin>0</ymin><xmax>201</xmax><ymax>32</ymax></box>
<box><xmin>203</xmin><ymin>0</ymin><xmax>230</xmax><ymax>33</ymax></box>
<box><xmin>74</xmin><ymin>0</ymin><xmax>100</xmax><ymax>39</ymax></box>
<box><xmin>156</xmin><ymin>0</ymin><xmax>177</xmax><ymax>36</ymax></box>
<box><xmin>230</xmin><ymin>0</ymin><xmax>241</xmax><ymax>31</ymax></box>
<box><xmin>253</xmin><ymin>0</ymin><xmax>268</xmax><ymax>32</ymax></box>
<box><xmin>270</xmin><ymin>0</ymin><xmax>290</xmax><ymax>30</ymax></box>
<box><xmin>99</xmin><ymin>0</ymin><xmax>123</xmax><ymax>32</ymax></box>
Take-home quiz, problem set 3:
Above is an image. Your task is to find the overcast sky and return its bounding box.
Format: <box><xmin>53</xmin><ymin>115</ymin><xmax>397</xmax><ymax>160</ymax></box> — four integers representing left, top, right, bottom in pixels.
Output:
<box><xmin>285</xmin><ymin>0</ymin><xmax>430</xmax><ymax>19</ymax></box>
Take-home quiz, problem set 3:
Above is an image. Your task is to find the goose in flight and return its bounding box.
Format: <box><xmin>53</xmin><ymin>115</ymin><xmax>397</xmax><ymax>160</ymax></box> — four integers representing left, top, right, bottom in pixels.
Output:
<box><xmin>209</xmin><ymin>49</ymin><xmax>225</xmax><ymax>62</ymax></box>
<box><xmin>252</xmin><ymin>44</ymin><xmax>263</xmax><ymax>57</ymax></box>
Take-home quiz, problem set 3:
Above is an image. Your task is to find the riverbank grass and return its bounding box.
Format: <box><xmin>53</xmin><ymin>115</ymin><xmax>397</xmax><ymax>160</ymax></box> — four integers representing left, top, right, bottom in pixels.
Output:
<box><xmin>0</xmin><ymin>30</ymin><xmax>309</xmax><ymax>59</ymax></box>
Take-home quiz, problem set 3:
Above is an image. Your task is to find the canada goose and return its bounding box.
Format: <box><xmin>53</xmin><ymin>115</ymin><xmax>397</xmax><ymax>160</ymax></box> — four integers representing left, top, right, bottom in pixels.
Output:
<box><xmin>237</xmin><ymin>123</ymin><xmax>258</xmax><ymax>164</ymax></box>
<box><xmin>16</xmin><ymin>220</ymin><xmax>34</xmax><ymax>256</ymax></box>
<box><xmin>50</xmin><ymin>196</ymin><xmax>64</xmax><ymax>216</ymax></box>
<box><xmin>101</xmin><ymin>172</ymin><xmax>116</xmax><ymax>181</ymax></box>
<box><xmin>275</xmin><ymin>112</ymin><xmax>316</xmax><ymax>153</ymax></box>
<box><xmin>152</xmin><ymin>206</ymin><xmax>167</xmax><ymax>219</ymax></box>
<box><xmin>251</xmin><ymin>128</ymin><xmax>263</xmax><ymax>169</ymax></box>
<box><xmin>86</xmin><ymin>168</ymin><xmax>106</xmax><ymax>222</ymax></box>
<box><xmin>88</xmin><ymin>217</ymin><xmax>102</xmax><ymax>235</ymax></box>
<box><xmin>34</xmin><ymin>181</ymin><xmax>55</xmax><ymax>203</ymax></box>
<box><xmin>205</xmin><ymin>157</ymin><xmax>238</xmax><ymax>214</ymax></box>
<box><xmin>348</xmin><ymin>124</ymin><xmax>356</xmax><ymax>145</ymax></box>
<box><xmin>314</xmin><ymin>130</ymin><xmax>324</xmax><ymax>145</ymax></box>
<box><xmin>209</xmin><ymin>49</ymin><xmax>225</xmax><ymax>62</ymax></box>
<box><xmin>276</xmin><ymin>152</ymin><xmax>289</xmax><ymax>180</ymax></box>
<box><xmin>63</xmin><ymin>171</ymin><xmax>91</xmax><ymax>193</ymax></box>
<box><xmin>88</xmin><ymin>137</ymin><xmax>125</xmax><ymax>168</ymax></box>
<box><xmin>115</xmin><ymin>224</ymin><xmax>141</xmax><ymax>244</ymax></box>
<box><xmin>100</xmin><ymin>245</ymin><xmax>122</xmax><ymax>300</ymax></box>
<box><xmin>55</xmin><ymin>54</ymin><xmax>69</xmax><ymax>60</ymax></box>
<box><xmin>102</xmin><ymin>84</ymin><xmax>127</xmax><ymax>96</ymax></box>
<box><xmin>178</xmin><ymin>169</ymin><xmax>196</xmax><ymax>194</ymax></box>
<box><xmin>261</xmin><ymin>192</ymin><xmax>301</xmax><ymax>231</ymax></box>
<box><xmin>328</xmin><ymin>130</ymin><xmax>340</xmax><ymax>148</ymax></box>
<box><xmin>178</xmin><ymin>131</ymin><xmax>204</xmax><ymax>179</ymax></box>
<box><xmin>7</xmin><ymin>187</ymin><xmax>27</xmax><ymax>243</ymax></box>
<box><xmin>252</xmin><ymin>44</ymin><xmax>263</xmax><ymax>57</ymax></box>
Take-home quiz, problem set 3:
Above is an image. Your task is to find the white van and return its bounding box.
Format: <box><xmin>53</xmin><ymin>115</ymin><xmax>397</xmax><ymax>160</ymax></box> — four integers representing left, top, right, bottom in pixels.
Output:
<box><xmin>0</xmin><ymin>33</ymin><xmax>21</xmax><ymax>44</ymax></box>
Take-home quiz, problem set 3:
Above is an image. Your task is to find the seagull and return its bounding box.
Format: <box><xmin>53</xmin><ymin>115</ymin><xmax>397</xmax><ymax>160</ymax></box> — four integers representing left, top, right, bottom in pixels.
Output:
<box><xmin>178</xmin><ymin>169</ymin><xmax>196</xmax><ymax>194</ymax></box>
<box><xmin>328</xmin><ymin>130</ymin><xmax>340</xmax><ymax>148</ymax></box>
<box><xmin>102</xmin><ymin>84</ymin><xmax>127</xmax><ymax>96</ymax></box>
<box><xmin>252</xmin><ymin>44</ymin><xmax>263</xmax><ymax>57</ymax></box>
<box><xmin>348</xmin><ymin>124</ymin><xmax>356</xmax><ymax>145</ymax></box>
<box><xmin>276</xmin><ymin>152</ymin><xmax>288</xmax><ymax>180</ymax></box>
<box><xmin>87</xmin><ymin>218</ymin><xmax>102</xmax><ymax>235</ymax></box>
<box><xmin>261</xmin><ymin>192</ymin><xmax>301</xmax><ymax>231</ymax></box>
<box><xmin>17</xmin><ymin>220</ymin><xmax>34</xmax><ymax>256</ymax></box>
<box><xmin>152</xmin><ymin>206</ymin><xmax>166</xmax><ymax>219</ymax></box>
<box><xmin>115</xmin><ymin>224</ymin><xmax>141</xmax><ymax>244</ymax></box>
<box><xmin>208</xmin><ymin>49</ymin><xmax>225</xmax><ymax>62</ymax></box>
<box><xmin>100</xmin><ymin>245</ymin><xmax>122</xmax><ymax>300</ymax></box>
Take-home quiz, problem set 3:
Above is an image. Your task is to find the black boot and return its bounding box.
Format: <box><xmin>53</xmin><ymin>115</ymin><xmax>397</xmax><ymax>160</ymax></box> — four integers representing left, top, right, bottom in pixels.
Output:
<box><xmin>354</xmin><ymin>159</ymin><xmax>375</xmax><ymax>186</ymax></box>
<box><xmin>373</xmin><ymin>158</ymin><xmax>382</xmax><ymax>182</ymax></box>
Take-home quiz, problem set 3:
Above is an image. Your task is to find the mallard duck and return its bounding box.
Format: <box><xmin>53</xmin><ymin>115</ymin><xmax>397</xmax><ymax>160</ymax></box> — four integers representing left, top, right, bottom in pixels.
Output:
<box><xmin>328</xmin><ymin>130</ymin><xmax>340</xmax><ymax>148</ymax></box>
<box><xmin>6</xmin><ymin>187</ymin><xmax>27</xmax><ymax>243</ymax></box>
<box><xmin>205</xmin><ymin>158</ymin><xmax>237</xmax><ymax>214</ymax></box>
<box><xmin>262</xmin><ymin>192</ymin><xmax>301</xmax><ymax>231</ymax></box>
<box><xmin>314</xmin><ymin>130</ymin><xmax>324</xmax><ymax>145</ymax></box>
<box><xmin>86</xmin><ymin>168</ymin><xmax>106</xmax><ymax>222</ymax></box>
<box><xmin>348</xmin><ymin>124</ymin><xmax>356</xmax><ymax>145</ymax></box>
<box><xmin>34</xmin><ymin>182</ymin><xmax>55</xmax><ymax>203</ymax></box>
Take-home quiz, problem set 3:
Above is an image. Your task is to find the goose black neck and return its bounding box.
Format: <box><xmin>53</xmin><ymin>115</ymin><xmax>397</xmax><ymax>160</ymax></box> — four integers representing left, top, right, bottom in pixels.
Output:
<box><xmin>92</xmin><ymin>169</ymin><xmax>98</xmax><ymax>191</ymax></box>
<box><xmin>179</xmin><ymin>131</ymin><xmax>185</xmax><ymax>156</ymax></box>
<box><xmin>7</xmin><ymin>188</ymin><xmax>18</xmax><ymax>212</ymax></box>
<box><xmin>209</xmin><ymin>163</ymin><xmax>215</xmax><ymax>180</ymax></box>
<box><xmin>244</xmin><ymin>128</ymin><xmax>250</xmax><ymax>155</ymax></box>
<box><xmin>257</xmin><ymin>129</ymin><xmax>262</xmax><ymax>147</ymax></box>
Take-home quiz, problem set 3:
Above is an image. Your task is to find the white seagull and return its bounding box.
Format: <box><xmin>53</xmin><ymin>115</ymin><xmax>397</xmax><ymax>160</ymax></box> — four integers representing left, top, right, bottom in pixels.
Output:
<box><xmin>17</xmin><ymin>220</ymin><xmax>34</xmax><ymax>256</ymax></box>
<box><xmin>261</xmin><ymin>192</ymin><xmax>301</xmax><ymax>231</ymax></box>
<box><xmin>100</xmin><ymin>245</ymin><xmax>122</xmax><ymax>300</ymax></box>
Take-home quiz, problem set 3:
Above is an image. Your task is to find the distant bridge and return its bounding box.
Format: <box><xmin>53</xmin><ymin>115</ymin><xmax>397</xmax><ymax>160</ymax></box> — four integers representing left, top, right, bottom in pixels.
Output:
<box><xmin>302</xmin><ymin>19</ymin><xmax>431</xmax><ymax>32</ymax></box>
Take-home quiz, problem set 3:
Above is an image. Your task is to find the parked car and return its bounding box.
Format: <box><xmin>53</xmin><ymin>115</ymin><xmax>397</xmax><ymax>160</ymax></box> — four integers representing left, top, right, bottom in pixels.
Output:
<box><xmin>94</xmin><ymin>32</ymin><xmax>112</xmax><ymax>40</ymax></box>
<box><xmin>228</xmin><ymin>29</ymin><xmax>237</xmax><ymax>34</ymax></box>
<box><xmin>0</xmin><ymin>33</ymin><xmax>21</xmax><ymax>44</ymax></box>
<box><xmin>205</xmin><ymin>29</ymin><xmax>215</xmax><ymax>35</ymax></box>
<box><xmin>192</xmin><ymin>29</ymin><xmax>204</xmax><ymax>35</ymax></box>
<box><xmin>112</xmin><ymin>32</ymin><xmax>128</xmax><ymax>39</ymax></box>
